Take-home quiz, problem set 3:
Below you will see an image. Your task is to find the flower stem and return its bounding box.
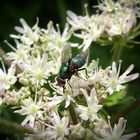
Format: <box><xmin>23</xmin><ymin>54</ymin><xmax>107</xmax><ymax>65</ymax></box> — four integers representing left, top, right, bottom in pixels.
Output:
<box><xmin>111</xmin><ymin>98</ymin><xmax>140</xmax><ymax>124</ymax></box>
<box><xmin>68</xmin><ymin>103</ymin><xmax>78</xmax><ymax>124</ymax></box>
<box><xmin>82</xmin><ymin>0</ymin><xmax>89</xmax><ymax>16</ymax></box>
<box><xmin>112</xmin><ymin>36</ymin><xmax>125</xmax><ymax>63</ymax></box>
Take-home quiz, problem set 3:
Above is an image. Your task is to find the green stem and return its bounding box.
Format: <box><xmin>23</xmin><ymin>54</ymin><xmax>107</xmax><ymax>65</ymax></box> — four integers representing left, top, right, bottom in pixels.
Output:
<box><xmin>111</xmin><ymin>98</ymin><xmax>140</xmax><ymax>124</ymax></box>
<box><xmin>57</xmin><ymin>0</ymin><xmax>67</xmax><ymax>27</ymax></box>
<box><xmin>112</xmin><ymin>36</ymin><xmax>125</xmax><ymax>63</ymax></box>
<box><xmin>0</xmin><ymin>118</ymin><xmax>35</xmax><ymax>135</ymax></box>
<box><xmin>68</xmin><ymin>103</ymin><xmax>78</xmax><ymax>124</ymax></box>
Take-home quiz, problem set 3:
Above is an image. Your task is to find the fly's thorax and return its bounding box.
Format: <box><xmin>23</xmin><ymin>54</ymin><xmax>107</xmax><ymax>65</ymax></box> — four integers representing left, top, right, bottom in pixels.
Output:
<box><xmin>70</xmin><ymin>55</ymin><xmax>86</xmax><ymax>69</ymax></box>
<box><xmin>59</xmin><ymin>63</ymin><xmax>69</xmax><ymax>79</ymax></box>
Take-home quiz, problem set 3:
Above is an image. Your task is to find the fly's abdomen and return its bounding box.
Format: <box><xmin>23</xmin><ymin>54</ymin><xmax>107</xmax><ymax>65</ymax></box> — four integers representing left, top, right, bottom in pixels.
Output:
<box><xmin>71</xmin><ymin>55</ymin><xmax>86</xmax><ymax>69</ymax></box>
<box><xmin>59</xmin><ymin>63</ymin><xmax>69</xmax><ymax>79</ymax></box>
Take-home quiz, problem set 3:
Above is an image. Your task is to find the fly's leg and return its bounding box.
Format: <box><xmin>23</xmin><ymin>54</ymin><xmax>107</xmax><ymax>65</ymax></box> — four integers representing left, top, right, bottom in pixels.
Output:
<box><xmin>76</xmin><ymin>67</ymin><xmax>89</xmax><ymax>78</ymax></box>
<box><xmin>74</xmin><ymin>71</ymin><xmax>83</xmax><ymax>79</ymax></box>
<box><xmin>67</xmin><ymin>80</ymin><xmax>74</xmax><ymax>94</ymax></box>
<box><xmin>63</xmin><ymin>85</ymin><xmax>66</xmax><ymax>93</ymax></box>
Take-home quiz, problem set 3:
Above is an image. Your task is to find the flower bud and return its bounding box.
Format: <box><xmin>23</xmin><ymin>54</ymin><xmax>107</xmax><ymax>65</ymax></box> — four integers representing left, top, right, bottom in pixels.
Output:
<box><xmin>19</xmin><ymin>77</ymin><xmax>30</xmax><ymax>85</ymax></box>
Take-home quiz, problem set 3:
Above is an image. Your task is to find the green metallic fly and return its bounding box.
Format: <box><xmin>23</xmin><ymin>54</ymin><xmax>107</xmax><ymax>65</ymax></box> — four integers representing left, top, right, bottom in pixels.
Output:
<box><xmin>56</xmin><ymin>44</ymin><xmax>89</xmax><ymax>92</ymax></box>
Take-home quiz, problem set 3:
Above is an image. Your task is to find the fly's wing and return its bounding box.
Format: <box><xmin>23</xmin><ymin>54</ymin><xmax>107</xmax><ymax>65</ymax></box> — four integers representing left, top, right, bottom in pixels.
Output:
<box><xmin>61</xmin><ymin>43</ymin><xmax>72</xmax><ymax>63</ymax></box>
<box><xmin>79</xmin><ymin>48</ymin><xmax>89</xmax><ymax>60</ymax></box>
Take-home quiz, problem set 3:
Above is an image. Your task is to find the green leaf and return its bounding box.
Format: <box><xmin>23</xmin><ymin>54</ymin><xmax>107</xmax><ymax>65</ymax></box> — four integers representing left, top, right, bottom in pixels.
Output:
<box><xmin>101</xmin><ymin>91</ymin><xmax>125</xmax><ymax>106</ymax></box>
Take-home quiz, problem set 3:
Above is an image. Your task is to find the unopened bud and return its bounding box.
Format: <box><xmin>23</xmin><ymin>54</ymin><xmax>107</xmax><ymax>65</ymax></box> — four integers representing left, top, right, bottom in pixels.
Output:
<box><xmin>19</xmin><ymin>77</ymin><xmax>29</xmax><ymax>85</ymax></box>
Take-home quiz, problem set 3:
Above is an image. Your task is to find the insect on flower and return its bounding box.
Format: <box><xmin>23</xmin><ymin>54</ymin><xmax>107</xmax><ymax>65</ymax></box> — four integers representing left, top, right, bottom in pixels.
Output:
<box><xmin>56</xmin><ymin>44</ymin><xmax>89</xmax><ymax>92</ymax></box>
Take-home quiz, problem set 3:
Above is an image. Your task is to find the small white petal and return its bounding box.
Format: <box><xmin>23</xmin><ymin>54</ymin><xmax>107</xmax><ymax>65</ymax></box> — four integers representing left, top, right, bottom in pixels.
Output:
<box><xmin>15</xmin><ymin>27</ymin><xmax>25</xmax><ymax>34</ymax></box>
<box><xmin>120</xmin><ymin>73</ymin><xmax>139</xmax><ymax>83</ymax></box>
<box><xmin>67</xmin><ymin>11</ymin><xmax>78</xmax><ymax>20</ymax></box>
<box><xmin>120</xmin><ymin>64</ymin><xmax>134</xmax><ymax>78</ymax></box>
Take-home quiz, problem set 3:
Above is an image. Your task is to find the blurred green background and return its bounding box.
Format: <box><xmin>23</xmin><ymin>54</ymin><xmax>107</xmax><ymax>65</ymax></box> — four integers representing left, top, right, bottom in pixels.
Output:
<box><xmin>0</xmin><ymin>0</ymin><xmax>140</xmax><ymax>139</ymax></box>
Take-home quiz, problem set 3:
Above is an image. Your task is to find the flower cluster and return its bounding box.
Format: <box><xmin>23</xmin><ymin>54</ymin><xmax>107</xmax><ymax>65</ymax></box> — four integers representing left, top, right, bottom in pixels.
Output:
<box><xmin>67</xmin><ymin>0</ymin><xmax>140</xmax><ymax>50</ymax></box>
<box><xmin>0</xmin><ymin>0</ymin><xmax>139</xmax><ymax>140</ymax></box>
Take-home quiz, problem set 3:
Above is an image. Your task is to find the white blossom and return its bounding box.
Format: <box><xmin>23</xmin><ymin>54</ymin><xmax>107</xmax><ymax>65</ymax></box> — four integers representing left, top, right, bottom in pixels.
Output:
<box><xmin>94</xmin><ymin>117</ymin><xmax>137</xmax><ymax>140</ymax></box>
<box><xmin>87</xmin><ymin>60</ymin><xmax>106</xmax><ymax>85</ymax></box>
<box><xmin>96</xmin><ymin>0</ymin><xmax>121</xmax><ymax>12</ymax></box>
<box><xmin>19</xmin><ymin>54</ymin><xmax>52</xmax><ymax>86</ymax></box>
<box><xmin>99</xmin><ymin>0</ymin><xmax>137</xmax><ymax>36</ymax></box>
<box><xmin>77</xmin><ymin>88</ymin><xmax>102</xmax><ymax>121</ymax></box>
<box><xmin>67</xmin><ymin>11</ymin><xmax>105</xmax><ymax>51</ymax></box>
<box><xmin>41</xmin><ymin>21</ymin><xmax>76</xmax><ymax>50</ymax></box>
<box><xmin>48</xmin><ymin>82</ymin><xmax>75</xmax><ymax>108</ymax></box>
<box><xmin>10</xmin><ymin>18</ymin><xmax>41</xmax><ymax>45</ymax></box>
<box><xmin>0</xmin><ymin>62</ymin><xmax>17</xmax><ymax>90</ymax></box>
<box><xmin>44</xmin><ymin>112</ymin><xmax>69</xmax><ymax>140</ymax></box>
<box><xmin>67</xmin><ymin>11</ymin><xmax>89</xmax><ymax>30</ymax></box>
<box><xmin>0</xmin><ymin>1</ymin><xmax>139</xmax><ymax>139</ymax></box>
<box><xmin>15</xmin><ymin>97</ymin><xmax>44</xmax><ymax>127</ymax></box>
<box><xmin>6</xmin><ymin>40</ymin><xmax>30</xmax><ymax>64</ymax></box>
<box><xmin>50</xmin><ymin>23</ymin><xmax>73</xmax><ymax>47</ymax></box>
<box><xmin>70</xmin><ymin>76</ymin><xmax>89</xmax><ymax>97</ymax></box>
<box><xmin>104</xmin><ymin>9</ymin><xmax>136</xmax><ymax>36</ymax></box>
<box><xmin>102</xmin><ymin>61</ymin><xmax>139</xmax><ymax>94</ymax></box>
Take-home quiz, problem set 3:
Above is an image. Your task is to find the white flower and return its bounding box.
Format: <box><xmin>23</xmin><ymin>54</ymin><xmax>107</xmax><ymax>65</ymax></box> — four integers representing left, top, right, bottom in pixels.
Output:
<box><xmin>97</xmin><ymin>0</ymin><xmax>121</xmax><ymax>12</ymax></box>
<box><xmin>44</xmin><ymin>112</ymin><xmax>69</xmax><ymax>140</ymax></box>
<box><xmin>67</xmin><ymin>11</ymin><xmax>104</xmax><ymax>51</ymax></box>
<box><xmin>94</xmin><ymin>117</ymin><xmax>137</xmax><ymax>140</ymax></box>
<box><xmin>87</xmin><ymin>60</ymin><xmax>110</xmax><ymax>99</ymax></box>
<box><xmin>77</xmin><ymin>88</ymin><xmax>102</xmax><ymax>121</ymax></box>
<box><xmin>75</xmin><ymin>17</ymin><xmax>104</xmax><ymax>51</ymax></box>
<box><xmin>15</xmin><ymin>97</ymin><xmax>44</xmax><ymax>128</ymax></box>
<box><xmin>41</xmin><ymin>21</ymin><xmax>75</xmax><ymax>49</ymax></box>
<box><xmin>0</xmin><ymin>62</ymin><xmax>17</xmax><ymax>90</ymax></box>
<box><xmin>48</xmin><ymin>82</ymin><xmax>75</xmax><ymax>108</ymax></box>
<box><xmin>67</xmin><ymin>10</ymin><xmax>89</xmax><ymax>30</ymax></box>
<box><xmin>40</xmin><ymin>21</ymin><xmax>62</xmax><ymax>56</ymax></box>
<box><xmin>87</xmin><ymin>60</ymin><xmax>139</xmax><ymax>95</ymax></box>
<box><xmin>51</xmin><ymin>23</ymin><xmax>73</xmax><ymax>47</ymax></box>
<box><xmin>6</xmin><ymin>40</ymin><xmax>30</xmax><ymax>64</ymax></box>
<box><xmin>88</xmin><ymin>60</ymin><xmax>106</xmax><ymax>84</ymax></box>
<box><xmin>48</xmin><ymin>94</ymin><xmax>75</xmax><ymax>109</ymax></box>
<box><xmin>104</xmin><ymin>10</ymin><xmax>136</xmax><ymax>36</ymax></box>
<box><xmin>10</xmin><ymin>18</ymin><xmax>40</xmax><ymax>45</ymax></box>
<box><xmin>102</xmin><ymin>61</ymin><xmax>139</xmax><ymax>94</ymax></box>
<box><xmin>100</xmin><ymin>0</ymin><xmax>137</xmax><ymax>36</ymax></box>
<box><xmin>19</xmin><ymin>54</ymin><xmax>52</xmax><ymax>86</ymax></box>
<box><xmin>70</xmin><ymin>76</ymin><xmax>89</xmax><ymax>97</ymax></box>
